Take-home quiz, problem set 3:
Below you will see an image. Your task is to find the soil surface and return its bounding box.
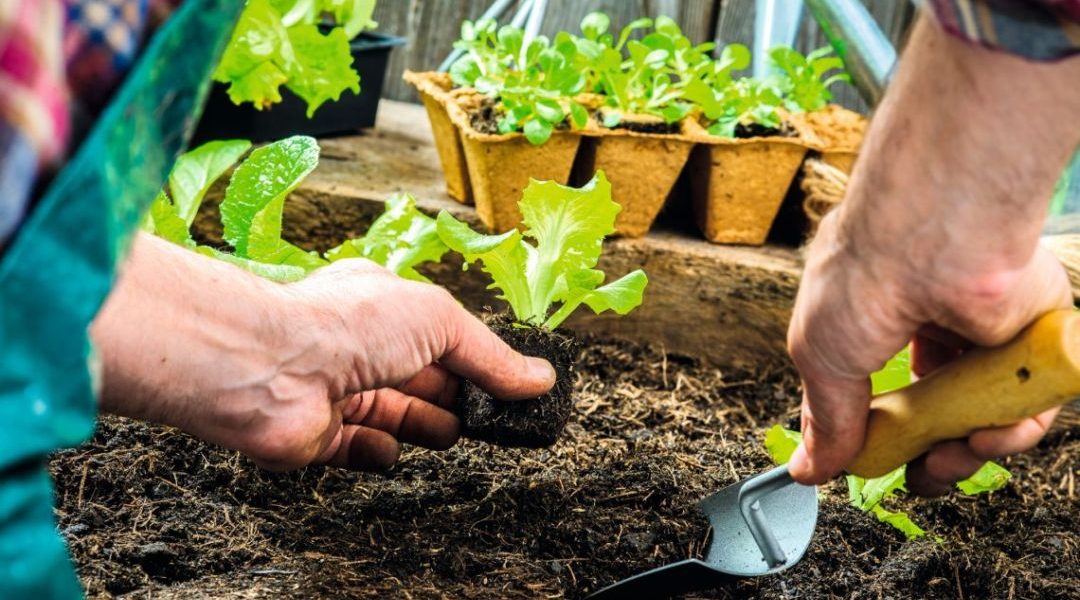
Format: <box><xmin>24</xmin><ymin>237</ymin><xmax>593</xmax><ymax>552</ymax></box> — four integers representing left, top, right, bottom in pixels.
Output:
<box><xmin>468</xmin><ymin>96</ymin><xmax>571</xmax><ymax>135</ymax></box>
<box><xmin>50</xmin><ymin>336</ymin><xmax>1080</xmax><ymax>599</ymax></box>
<box><xmin>458</xmin><ymin>316</ymin><xmax>579</xmax><ymax>448</ymax></box>
<box><xmin>734</xmin><ymin>122</ymin><xmax>797</xmax><ymax>139</ymax></box>
<box><xmin>598</xmin><ymin>111</ymin><xmax>680</xmax><ymax>135</ymax></box>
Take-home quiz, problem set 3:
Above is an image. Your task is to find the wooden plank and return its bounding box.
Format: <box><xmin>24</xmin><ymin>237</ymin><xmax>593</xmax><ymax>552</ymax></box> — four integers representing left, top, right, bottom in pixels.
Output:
<box><xmin>375</xmin><ymin>0</ymin><xmax>499</xmax><ymax>103</ymax></box>
<box><xmin>274</xmin><ymin>100</ymin><xmax>803</xmax><ymax>369</ymax></box>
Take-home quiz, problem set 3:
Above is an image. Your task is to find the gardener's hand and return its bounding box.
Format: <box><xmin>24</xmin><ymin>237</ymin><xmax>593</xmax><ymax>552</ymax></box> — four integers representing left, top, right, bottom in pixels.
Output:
<box><xmin>92</xmin><ymin>234</ymin><xmax>556</xmax><ymax>472</ymax></box>
<box><xmin>786</xmin><ymin>15</ymin><xmax>1080</xmax><ymax>495</ymax></box>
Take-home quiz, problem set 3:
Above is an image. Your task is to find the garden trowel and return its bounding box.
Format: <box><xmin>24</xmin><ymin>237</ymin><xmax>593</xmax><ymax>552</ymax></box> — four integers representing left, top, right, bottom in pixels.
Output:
<box><xmin>588</xmin><ymin>309</ymin><xmax>1080</xmax><ymax>599</ymax></box>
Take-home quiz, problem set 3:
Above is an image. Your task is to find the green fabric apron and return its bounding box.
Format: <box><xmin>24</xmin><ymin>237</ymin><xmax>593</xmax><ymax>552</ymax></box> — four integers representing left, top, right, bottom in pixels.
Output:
<box><xmin>0</xmin><ymin>1</ymin><xmax>241</xmax><ymax>596</ymax></box>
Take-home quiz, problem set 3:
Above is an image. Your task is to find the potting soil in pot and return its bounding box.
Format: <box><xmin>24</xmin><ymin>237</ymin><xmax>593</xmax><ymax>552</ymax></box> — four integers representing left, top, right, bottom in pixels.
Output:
<box><xmin>50</xmin><ymin>334</ymin><xmax>1080</xmax><ymax>599</ymax></box>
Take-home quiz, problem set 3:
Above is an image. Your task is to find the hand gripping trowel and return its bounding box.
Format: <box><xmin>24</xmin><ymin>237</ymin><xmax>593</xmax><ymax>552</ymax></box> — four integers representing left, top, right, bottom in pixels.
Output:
<box><xmin>589</xmin><ymin>310</ymin><xmax>1080</xmax><ymax>599</ymax></box>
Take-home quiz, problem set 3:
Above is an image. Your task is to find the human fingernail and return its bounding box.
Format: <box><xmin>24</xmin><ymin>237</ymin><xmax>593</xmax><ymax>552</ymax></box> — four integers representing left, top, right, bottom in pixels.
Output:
<box><xmin>527</xmin><ymin>357</ymin><xmax>557</xmax><ymax>385</ymax></box>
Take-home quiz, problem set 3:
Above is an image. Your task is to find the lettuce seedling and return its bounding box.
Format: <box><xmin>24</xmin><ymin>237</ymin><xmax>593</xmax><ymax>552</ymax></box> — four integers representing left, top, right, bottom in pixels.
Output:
<box><xmin>495</xmin><ymin>36</ymin><xmax>589</xmax><ymax>145</ymax></box>
<box><xmin>147</xmin><ymin>136</ymin><xmax>449</xmax><ymax>283</ymax></box>
<box><xmin>768</xmin><ymin>46</ymin><xmax>850</xmax><ymax>112</ymax></box>
<box><xmin>219</xmin><ymin>136</ymin><xmax>328</xmax><ymax>274</ymax></box>
<box><xmin>763</xmin><ymin>347</ymin><xmax>1012</xmax><ymax>541</ymax></box>
<box><xmin>449</xmin><ymin>18</ymin><xmax>522</xmax><ymax>91</ymax></box>
<box><xmin>450</xmin><ymin>19</ymin><xmax>588</xmax><ymax>144</ymax></box>
<box><xmin>214</xmin><ymin>0</ymin><xmax>375</xmax><ymax>116</ymax></box>
<box><xmin>435</xmin><ymin>171</ymin><xmax>647</xmax><ymax>329</ymax></box>
<box><xmin>326</xmin><ymin>193</ymin><xmax>449</xmax><ymax>283</ymax></box>
<box><xmin>143</xmin><ymin>139</ymin><xmax>252</xmax><ymax>248</ymax></box>
<box><xmin>575</xmin><ymin>15</ymin><xmax>712</xmax><ymax>127</ymax></box>
<box><xmin>683</xmin><ymin>73</ymin><xmax>782</xmax><ymax>138</ymax></box>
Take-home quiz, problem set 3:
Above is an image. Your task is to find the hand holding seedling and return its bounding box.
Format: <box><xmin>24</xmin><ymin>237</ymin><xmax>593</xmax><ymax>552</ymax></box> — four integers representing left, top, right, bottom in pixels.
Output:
<box><xmin>787</xmin><ymin>15</ymin><xmax>1080</xmax><ymax>495</ymax></box>
<box><xmin>90</xmin><ymin>234</ymin><xmax>556</xmax><ymax>472</ymax></box>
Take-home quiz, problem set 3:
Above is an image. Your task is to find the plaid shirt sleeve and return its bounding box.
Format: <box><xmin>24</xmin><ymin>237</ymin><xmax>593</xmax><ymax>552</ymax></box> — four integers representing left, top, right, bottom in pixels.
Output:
<box><xmin>0</xmin><ymin>0</ymin><xmax>169</xmax><ymax>251</ymax></box>
<box><xmin>927</xmin><ymin>0</ymin><xmax>1080</xmax><ymax>60</ymax></box>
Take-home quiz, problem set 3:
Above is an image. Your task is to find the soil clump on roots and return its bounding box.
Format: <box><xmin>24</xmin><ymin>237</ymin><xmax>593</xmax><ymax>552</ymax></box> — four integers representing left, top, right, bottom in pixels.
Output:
<box><xmin>457</xmin><ymin>315</ymin><xmax>578</xmax><ymax>448</ymax></box>
<box><xmin>50</xmin><ymin>335</ymin><xmax>1080</xmax><ymax>599</ymax></box>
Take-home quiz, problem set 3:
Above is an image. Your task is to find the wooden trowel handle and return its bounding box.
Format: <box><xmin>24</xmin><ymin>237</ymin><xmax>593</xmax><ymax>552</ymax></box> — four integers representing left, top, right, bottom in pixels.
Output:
<box><xmin>847</xmin><ymin>310</ymin><xmax>1080</xmax><ymax>479</ymax></box>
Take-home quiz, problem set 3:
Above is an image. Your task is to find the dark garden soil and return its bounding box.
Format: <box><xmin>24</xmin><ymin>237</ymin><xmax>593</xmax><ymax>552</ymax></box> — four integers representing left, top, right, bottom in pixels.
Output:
<box><xmin>50</xmin><ymin>336</ymin><xmax>1080</xmax><ymax>599</ymax></box>
<box><xmin>469</xmin><ymin>96</ymin><xmax>503</xmax><ymax>135</ymax></box>
<box><xmin>734</xmin><ymin>122</ymin><xmax>797</xmax><ymax>139</ymax></box>
<box><xmin>457</xmin><ymin>316</ymin><xmax>579</xmax><ymax>448</ymax></box>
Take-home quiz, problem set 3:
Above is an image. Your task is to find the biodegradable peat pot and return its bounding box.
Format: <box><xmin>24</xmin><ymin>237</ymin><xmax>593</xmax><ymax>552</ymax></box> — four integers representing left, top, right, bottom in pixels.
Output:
<box><xmin>457</xmin><ymin>316</ymin><xmax>579</xmax><ymax>448</ymax></box>
<box><xmin>788</xmin><ymin>104</ymin><xmax>867</xmax><ymax>175</ymax></box>
<box><xmin>686</xmin><ymin>119</ymin><xmax>809</xmax><ymax>245</ymax></box>
<box><xmin>403</xmin><ymin>70</ymin><xmax>473</xmax><ymax>203</ymax></box>
<box><xmin>573</xmin><ymin>111</ymin><xmax>695</xmax><ymax>238</ymax></box>
<box><xmin>194</xmin><ymin>32</ymin><xmax>405</xmax><ymax>144</ymax></box>
<box><xmin>448</xmin><ymin>96</ymin><xmax>582</xmax><ymax>232</ymax></box>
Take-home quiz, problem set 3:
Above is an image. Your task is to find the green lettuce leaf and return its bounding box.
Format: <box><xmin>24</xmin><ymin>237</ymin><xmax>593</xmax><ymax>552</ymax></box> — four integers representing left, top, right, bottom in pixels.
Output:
<box><xmin>170</xmin><ymin>140</ymin><xmax>252</xmax><ymax>226</ymax></box>
<box><xmin>437</xmin><ymin>212</ymin><xmax>533</xmax><ymax>317</ymax></box>
<box><xmin>144</xmin><ymin>191</ymin><xmax>195</xmax><ymax>247</ymax></box>
<box><xmin>220</xmin><ymin>136</ymin><xmax>323</xmax><ymax>272</ymax></box>
<box><xmin>196</xmin><ymin>246</ymin><xmax>309</xmax><ymax>282</ymax></box>
<box><xmin>764</xmin><ymin>424</ymin><xmax>802</xmax><ymax>464</ymax></box>
<box><xmin>143</xmin><ymin>140</ymin><xmax>252</xmax><ymax>247</ymax></box>
<box><xmin>320</xmin><ymin>0</ymin><xmax>377</xmax><ymax>38</ymax></box>
<box><xmin>871</xmin><ymin>346</ymin><xmax>912</xmax><ymax>394</ymax></box>
<box><xmin>870</xmin><ymin>505</ymin><xmax>927</xmax><ymax>539</ymax></box>
<box><xmin>544</xmin><ymin>269</ymin><xmax>648</xmax><ymax>330</ymax></box>
<box><xmin>214</xmin><ymin>0</ymin><xmax>296</xmax><ymax>109</ymax></box>
<box><xmin>957</xmin><ymin>461</ymin><xmax>1011</xmax><ymax>495</ymax></box>
<box><xmin>286</xmin><ymin>24</ymin><xmax>361</xmax><ymax>118</ymax></box>
<box><xmin>436</xmin><ymin>171</ymin><xmax>647</xmax><ymax>328</ymax></box>
<box><xmin>326</xmin><ymin>193</ymin><xmax>449</xmax><ymax>283</ymax></box>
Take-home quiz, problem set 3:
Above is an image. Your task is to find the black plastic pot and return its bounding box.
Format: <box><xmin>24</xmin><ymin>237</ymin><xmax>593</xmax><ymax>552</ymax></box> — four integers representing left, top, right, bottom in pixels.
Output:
<box><xmin>193</xmin><ymin>31</ymin><xmax>406</xmax><ymax>143</ymax></box>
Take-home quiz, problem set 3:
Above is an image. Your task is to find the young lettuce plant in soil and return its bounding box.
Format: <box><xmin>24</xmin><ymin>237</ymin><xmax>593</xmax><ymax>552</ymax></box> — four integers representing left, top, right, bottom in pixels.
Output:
<box><xmin>764</xmin><ymin>347</ymin><xmax>1012</xmax><ymax>540</ymax></box>
<box><xmin>214</xmin><ymin>0</ymin><xmax>377</xmax><ymax>116</ymax></box>
<box><xmin>767</xmin><ymin>46</ymin><xmax>851</xmax><ymax>112</ymax></box>
<box><xmin>586</xmin><ymin>15</ymin><xmax>713</xmax><ymax>130</ymax></box>
<box><xmin>436</xmin><ymin>171</ymin><xmax>648</xmax><ymax>447</ymax></box>
<box><xmin>144</xmin><ymin>136</ymin><xmax>447</xmax><ymax>282</ymax></box>
<box><xmin>450</xmin><ymin>21</ymin><xmax>589</xmax><ymax>145</ymax></box>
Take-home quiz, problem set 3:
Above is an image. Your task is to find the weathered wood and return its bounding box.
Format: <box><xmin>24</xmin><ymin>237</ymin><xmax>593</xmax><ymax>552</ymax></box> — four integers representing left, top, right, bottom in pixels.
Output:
<box><xmin>280</xmin><ymin>100</ymin><xmax>802</xmax><ymax>369</ymax></box>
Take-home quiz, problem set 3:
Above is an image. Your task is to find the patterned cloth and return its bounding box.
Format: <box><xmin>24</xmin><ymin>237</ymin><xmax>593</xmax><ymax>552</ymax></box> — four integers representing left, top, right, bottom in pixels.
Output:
<box><xmin>928</xmin><ymin>0</ymin><xmax>1080</xmax><ymax>59</ymax></box>
<box><xmin>0</xmin><ymin>0</ymin><xmax>158</xmax><ymax>252</ymax></box>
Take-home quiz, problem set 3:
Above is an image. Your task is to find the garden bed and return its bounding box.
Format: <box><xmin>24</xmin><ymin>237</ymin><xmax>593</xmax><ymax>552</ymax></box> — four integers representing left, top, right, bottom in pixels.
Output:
<box><xmin>50</xmin><ymin>335</ymin><xmax>1080</xmax><ymax>599</ymax></box>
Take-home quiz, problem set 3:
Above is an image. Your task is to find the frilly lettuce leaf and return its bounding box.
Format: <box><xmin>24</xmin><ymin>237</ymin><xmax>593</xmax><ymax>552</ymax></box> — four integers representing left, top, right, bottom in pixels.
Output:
<box><xmin>214</xmin><ymin>0</ymin><xmax>296</xmax><ymax>109</ymax></box>
<box><xmin>220</xmin><ymin>135</ymin><xmax>326</xmax><ymax>272</ymax></box>
<box><xmin>957</xmin><ymin>460</ymin><xmax>1011</xmax><ymax>495</ymax></box>
<box><xmin>143</xmin><ymin>140</ymin><xmax>252</xmax><ymax>247</ymax></box>
<box><xmin>436</xmin><ymin>212</ymin><xmax>533</xmax><ymax>315</ymax></box>
<box><xmin>286</xmin><ymin>25</ymin><xmax>360</xmax><ymax>117</ymax></box>
<box><xmin>214</xmin><ymin>0</ymin><xmax>369</xmax><ymax>115</ymax></box>
<box><xmin>327</xmin><ymin>193</ymin><xmax>449</xmax><ymax>283</ymax></box>
<box><xmin>436</xmin><ymin>171</ymin><xmax>647</xmax><ymax>328</ymax></box>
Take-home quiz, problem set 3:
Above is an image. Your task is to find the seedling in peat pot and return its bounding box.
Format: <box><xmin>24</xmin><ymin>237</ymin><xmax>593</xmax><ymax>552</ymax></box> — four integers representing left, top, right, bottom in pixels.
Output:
<box><xmin>436</xmin><ymin>171</ymin><xmax>648</xmax><ymax>447</ymax></box>
<box><xmin>767</xmin><ymin>46</ymin><xmax>851</xmax><ymax>112</ymax></box>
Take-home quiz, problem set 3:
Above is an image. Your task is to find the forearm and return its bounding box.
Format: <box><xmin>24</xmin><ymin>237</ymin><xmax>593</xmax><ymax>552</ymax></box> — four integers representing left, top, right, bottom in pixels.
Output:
<box><xmin>90</xmin><ymin>233</ymin><xmax>293</xmax><ymax>429</ymax></box>
<box><xmin>838</xmin><ymin>14</ymin><xmax>1080</xmax><ymax>284</ymax></box>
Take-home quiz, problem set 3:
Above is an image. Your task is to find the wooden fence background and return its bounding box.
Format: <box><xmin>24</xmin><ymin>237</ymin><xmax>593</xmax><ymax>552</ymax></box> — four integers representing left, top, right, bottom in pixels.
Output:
<box><xmin>372</xmin><ymin>0</ymin><xmax>916</xmax><ymax>113</ymax></box>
